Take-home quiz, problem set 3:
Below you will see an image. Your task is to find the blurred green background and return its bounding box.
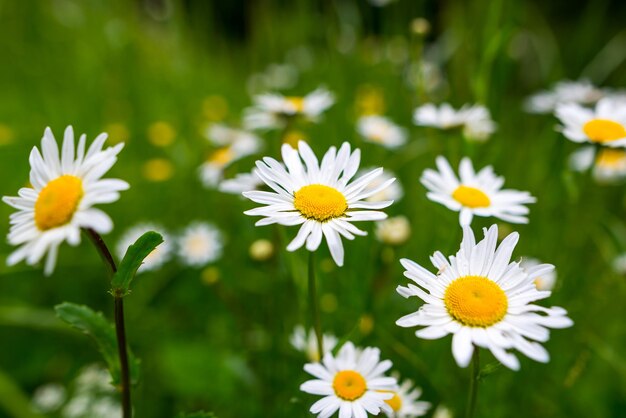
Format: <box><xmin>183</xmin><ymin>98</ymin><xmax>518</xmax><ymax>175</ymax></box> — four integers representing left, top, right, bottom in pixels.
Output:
<box><xmin>1</xmin><ymin>0</ymin><xmax>626</xmax><ymax>417</ymax></box>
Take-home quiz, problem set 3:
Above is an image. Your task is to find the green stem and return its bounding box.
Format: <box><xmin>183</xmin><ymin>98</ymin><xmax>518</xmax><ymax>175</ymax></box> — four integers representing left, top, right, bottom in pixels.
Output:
<box><xmin>466</xmin><ymin>347</ymin><xmax>480</xmax><ymax>418</ymax></box>
<box><xmin>308</xmin><ymin>251</ymin><xmax>324</xmax><ymax>359</ymax></box>
<box><xmin>84</xmin><ymin>228</ymin><xmax>132</xmax><ymax>418</ymax></box>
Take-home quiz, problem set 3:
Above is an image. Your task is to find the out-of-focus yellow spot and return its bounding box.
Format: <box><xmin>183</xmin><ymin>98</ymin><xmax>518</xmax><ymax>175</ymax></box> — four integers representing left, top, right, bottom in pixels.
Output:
<box><xmin>320</xmin><ymin>258</ymin><xmax>336</xmax><ymax>273</ymax></box>
<box><xmin>142</xmin><ymin>158</ymin><xmax>174</xmax><ymax>182</ymax></box>
<box><xmin>201</xmin><ymin>266</ymin><xmax>220</xmax><ymax>285</ymax></box>
<box><xmin>0</xmin><ymin>123</ymin><xmax>14</xmax><ymax>145</ymax></box>
<box><xmin>411</xmin><ymin>17</ymin><xmax>431</xmax><ymax>36</ymax></box>
<box><xmin>355</xmin><ymin>85</ymin><xmax>385</xmax><ymax>116</ymax></box>
<box><xmin>202</xmin><ymin>95</ymin><xmax>229</xmax><ymax>121</ymax></box>
<box><xmin>34</xmin><ymin>175</ymin><xmax>83</xmax><ymax>231</ymax></box>
<box><xmin>208</xmin><ymin>147</ymin><xmax>234</xmax><ymax>167</ymax></box>
<box><xmin>320</xmin><ymin>293</ymin><xmax>338</xmax><ymax>313</ymax></box>
<box><xmin>283</xmin><ymin>130</ymin><xmax>306</xmax><ymax>148</ymax></box>
<box><xmin>583</xmin><ymin>119</ymin><xmax>626</xmax><ymax>143</ymax></box>
<box><xmin>249</xmin><ymin>239</ymin><xmax>274</xmax><ymax>261</ymax></box>
<box><xmin>359</xmin><ymin>314</ymin><xmax>374</xmax><ymax>336</ymax></box>
<box><xmin>147</xmin><ymin>121</ymin><xmax>176</xmax><ymax>147</ymax></box>
<box><xmin>380</xmin><ymin>390</ymin><xmax>403</xmax><ymax>411</ymax></box>
<box><xmin>105</xmin><ymin>123</ymin><xmax>130</xmax><ymax>144</ymax></box>
<box><xmin>286</xmin><ymin>97</ymin><xmax>305</xmax><ymax>113</ymax></box>
<box><xmin>452</xmin><ymin>185</ymin><xmax>491</xmax><ymax>208</ymax></box>
<box><xmin>596</xmin><ymin>148</ymin><xmax>626</xmax><ymax>168</ymax></box>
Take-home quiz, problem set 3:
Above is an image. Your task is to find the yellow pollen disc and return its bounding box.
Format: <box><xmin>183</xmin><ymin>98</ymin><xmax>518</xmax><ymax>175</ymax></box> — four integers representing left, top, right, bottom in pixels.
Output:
<box><xmin>286</xmin><ymin>97</ymin><xmax>305</xmax><ymax>112</ymax></box>
<box><xmin>596</xmin><ymin>148</ymin><xmax>626</xmax><ymax>168</ymax></box>
<box><xmin>378</xmin><ymin>390</ymin><xmax>402</xmax><ymax>411</ymax></box>
<box><xmin>452</xmin><ymin>185</ymin><xmax>491</xmax><ymax>208</ymax></box>
<box><xmin>444</xmin><ymin>275</ymin><xmax>508</xmax><ymax>327</ymax></box>
<box><xmin>333</xmin><ymin>370</ymin><xmax>367</xmax><ymax>401</ymax></box>
<box><xmin>583</xmin><ymin>119</ymin><xmax>626</xmax><ymax>143</ymax></box>
<box><xmin>209</xmin><ymin>147</ymin><xmax>234</xmax><ymax>166</ymax></box>
<box><xmin>293</xmin><ymin>184</ymin><xmax>347</xmax><ymax>222</ymax></box>
<box><xmin>34</xmin><ymin>175</ymin><xmax>84</xmax><ymax>231</ymax></box>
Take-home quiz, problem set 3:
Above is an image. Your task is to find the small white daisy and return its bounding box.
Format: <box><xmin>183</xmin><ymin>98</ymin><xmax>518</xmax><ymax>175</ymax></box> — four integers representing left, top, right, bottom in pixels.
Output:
<box><xmin>556</xmin><ymin>97</ymin><xmax>626</xmax><ymax>147</ymax></box>
<box><xmin>421</xmin><ymin>156</ymin><xmax>535</xmax><ymax>226</ymax></box>
<box><xmin>376</xmin><ymin>216</ymin><xmax>411</xmax><ymax>246</ymax></box>
<box><xmin>219</xmin><ymin>168</ymin><xmax>264</xmax><ymax>195</ymax></box>
<box><xmin>290</xmin><ymin>325</ymin><xmax>338</xmax><ymax>362</ymax></box>
<box><xmin>413</xmin><ymin>103</ymin><xmax>466</xmax><ymax>129</ymax></box>
<box><xmin>357</xmin><ymin>115</ymin><xmax>407</xmax><ymax>149</ymax></box>
<box><xmin>568</xmin><ymin>146</ymin><xmax>626</xmax><ymax>182</ymax></box>
<box><xmin>116</xmin><ymin>223</ymin><xmax>171</xmax><ymax>273</ymax></box>
<box><xmin>2</xmin><ymin>126</ymin><xmax>129</xmax><ymax>275</ymax></box>
<box><xmin>243</xmin><ymin>141</ymin><xmax>395</xmax><ymax>266</ymax></box>
<box><xmin>525</xmin><ymin>80</ymin><xmax>603</xmax><ymax>114</ymax></box>
<box><xmin>382</xmin><ymin>374</ymin><xmax>431</xmax><ymax>418</ymax></box>
<box><xmin>199</xmin><ymin>129</ymin><xmax>261</xmax><ymax>188</ymax></box>
<box><xmin>177</xmin><ymin>222</ymin><xmax>223</xmax><ymax>267</ymax></box>
<box><xmin>300</xmin><ymin>342</ymin><xmax>398</xmax><ymax>418</ymax></box>
<box><xmin>244</xmin><ymin>88</ymin><xmax>335</xmax><ymax>130</ymax></box>
<box><xmin>461</xmin><ymin>106</ymin><xmax>497</xmax><ymax>142</ymax></box>
<box><xmin>520</xmin><ymin>257</ymin><xmax>557</xmax><ymax>291</ymax></box>
<box><xmin>396</xmin><ymin>225</ymin><xmax>573</xmax><ymax>370</ymax></box>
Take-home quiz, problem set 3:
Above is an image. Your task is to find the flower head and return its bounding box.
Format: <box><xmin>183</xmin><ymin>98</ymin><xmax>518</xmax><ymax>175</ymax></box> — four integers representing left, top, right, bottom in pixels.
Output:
<box><xmin>396</xmin><ymin>225</ymin><xmax>573</xmax><ymax>370</ymax></box>
<box><xmin>177</xmin><ymin>222</ymin><xmax>223</xmax><ymax>267</ymax></box>
<box><xmin>381</xmin><ymin>374</ymin><xmax>431</xmax><ymax>418</ymax></box>
<box><xmin>357</xmin><ymin>115</ymin><xmax>407</xmax><ymax>149</ymax></box>
<box><xmin>525</xmin><ymin>80</ymin><xmax>603</xmax><ymax>114</ymax></box>
<box><xmin>421</xmin><ymin>156</ymin><xmax>535</xmax><ymax>226</ymax></box>
<box><xmin>556</xmin><ymin>97</ymin><xmax>626</xmax><ymax>147</ymax></box>
<box><xmin>300</xmin><ymin>342</ymin><xmax>398</xmax><ymax>418</ymax></box>
<box><xmin>414</xmin><ymin>103</ymin><xmax>496</xmax><ymax>141</ymax></box>
<box><xmin>2</xmin><ymin>126</ymin><xmax>129</xmax><ymax>275</ymax></box>
<box><xmin>290</xmin><ymin>325</ymin><xmax>338</xmax><ymax>362</ymax></box>
<box><xmin>243</xmin><ymin>141</ymin><xmax>395</xmax><ymax>266</ymax></box>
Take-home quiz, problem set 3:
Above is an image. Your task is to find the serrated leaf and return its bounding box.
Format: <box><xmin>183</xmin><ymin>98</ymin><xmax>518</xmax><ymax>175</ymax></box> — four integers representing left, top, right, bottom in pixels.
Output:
<box><xmin>176</xmin><ymin>412</ymin><xmax>217</xmax><ymax>418</ymax></box>
<box><xmin>111</xmin><ymin>231</ymin><xmax>163</xmax><ymax>296</ymax></box>
<box><xmin>54</xmin><ymin>303</ymin><xmax>140</xmax><ymax>386</ymax></box>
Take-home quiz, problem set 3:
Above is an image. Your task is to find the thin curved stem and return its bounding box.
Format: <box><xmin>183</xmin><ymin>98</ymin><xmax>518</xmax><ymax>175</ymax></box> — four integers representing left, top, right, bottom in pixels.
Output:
<box><xmin>84</xmin><ymin>228</ymin><xmax>132</xmax><ymax>418</ymax></box>
<box><xmin>465</xmin><ymin>347</ymin><xmax>480</xmax><ymax>418</ymax></box>
<box><xmin>308</xmin><ymin>251</ymin><xmax>324</xmax><ymax>358</ymax></box>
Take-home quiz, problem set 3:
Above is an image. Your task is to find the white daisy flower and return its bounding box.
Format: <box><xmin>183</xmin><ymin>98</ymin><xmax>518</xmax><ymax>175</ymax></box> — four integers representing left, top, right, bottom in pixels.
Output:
<box><xmin>555</xmin><ymin>97</ymin><xmax>626</xmax><ymax>147</ymax></box>
<box><xmin>413</xmin><ymin>103</ymin><xmax>466</xmax><ymax>129</ymax></box>
<box><xmin>177</xmin><ymin>222</ymin><xmax>223</xmax><ymax>267</ymax></box>
<box><xmin>520</xmin><ymin>257</ymin><xmax>556</xmax><ymax>291</ymax></box>
<box><xmin>199</xmin><ymin>131</ymin><xmax>261</xmax><ymax>188</ymax></box>
<box><xmin>396</xmin><ymin>225</ymin><xmax>574</xmax><ymax>370</ymax></box>
<box><xmin>461</xmin><ymin>106</ymin><xmax>497</xmax><ymax>142</ymax></box>
<box><xmin>2</xmin><ymin>126</ymin><xmax>129</xmax><ymax>275</ymax></box>
<box><xmin>203</xmin><ymin>124</ymin><xmax>260</xmax><ymax>147</ymax></box>
<box><xmin>290</xmin><ymin>325</ymin><xmax>338</xmax><ymax>362</ymax></box>
<box><xmin>357</xmin><ymin>115</ymin><xmax>407</xmax><ymax>149</ymax></box>
<box><xmin>524</xmin><ymin>80</ymin><xmax>603</xmax><ymax>114</ymax></box>
<box><xmin>376</xmin><ymin>216</ymin><xmax>411</xmax><ymax>246</ymax></box>
<box><xmin>243</xmin><ymin>88</ymin><xmax>335</xmax><ymax>130</ymax></box>
<box><xmin>300</xmin><ymin>342</ymin><xmax>398</xmax><ymax>418</ymax></box>
<box><xmin>116</xmin><ymin>223</ymin><xmax>171</xmax><ymax>273</ymax></box>
<box><xmin>31</xmin><ymin>383</ymin><xmax>66</xmax><ymax>413</ymax></box>
<box><xmin>568</xmin><ymin>146</ymin><xmax>626</xmax><ymax>182</ymax></box>
<box><xmin>420</xmin><ymin>156</ymin><xmax>535</xmax><ymax>226</ymax></box>
<box><xmin>242</xmin><ymin>141</ymin><xmax>395</xmax><ymax>266</ymax></box>
<box><xmin>219</xmin><ymin>168</ymin><xmax>264</xmax><ymax>195</ymax></box>
<box><xmin>382</xmin><ymin>374</ymin><xmax>431</xmax><ymax>418</ymax></box>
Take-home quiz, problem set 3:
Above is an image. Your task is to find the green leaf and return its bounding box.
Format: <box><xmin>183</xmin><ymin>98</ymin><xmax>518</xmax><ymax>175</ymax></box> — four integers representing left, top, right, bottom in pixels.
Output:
<box><xmin>54</xmin><ymin>303</ymin><xmax>140</xmax><ymax>386</ymax></box>
<box><xmin>176</xmin><ymin>412</ymin><xmax>217</xmax><ymax>418</ymax></box>
<box><xmin>111</xmin><ymin>231</ymin><xmax>163</xmax><ymax>296</ymax></box>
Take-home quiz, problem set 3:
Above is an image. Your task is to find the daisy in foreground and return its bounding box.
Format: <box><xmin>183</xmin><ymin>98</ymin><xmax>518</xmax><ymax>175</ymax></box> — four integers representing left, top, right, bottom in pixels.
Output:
<box><xmin>555</xmin><ymin>97</ymin><xmax>626</xmax><ymax>147</ymax></box>
<box><xmin>242</xmin><ymin>141</ymin><xmax>395</xmax><ymax>266</ymax></box>
<box><xmin>421</xmin><ymin>156</ymin><xmax>535</xmax><ymax>226</ymax></box>
<box><xmin>396</xmin><ymin>225</ymin><xmax>573</xmax><ymax>370</ymax></box>
<box><xmin>2</xmin><ymin>126</ymin><xmax>128</xmax><ymax>275</ymax></box>
<box><xmin>300</xmin><ymin>342</ymin><xmax>398</xmax><ymax>418</ymax></box>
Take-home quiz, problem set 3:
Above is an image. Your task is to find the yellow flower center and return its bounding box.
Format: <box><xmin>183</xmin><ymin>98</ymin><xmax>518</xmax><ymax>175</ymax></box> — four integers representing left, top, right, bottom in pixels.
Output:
<box><xmin>286</xmin><ymin>97</ymin><xmax>305</xmax><ymax>112</ymax></box>
<box><xmin>452</xmin><ymin>185</ymin><xmax>491</xmax><ymax>208</ymax></box>
<box><xmin>379</xmin><ymin>390</ymin><xmax>403</xmax><ymax>411</ymax></box>
<box><xmin>596</xmin><ymin>148</ymin><xmax>626</xmax><ymax>168</ymax></box>
<box><xmin>209</xmin><ymin>147</ymin><xmax>234</xmax><ymax>166</ymax></box>
<box><xmin>293</xmin><ymin>184</ymin><xmax>347</xmax><ymax>222</ymax></box>
<box><xmin>583</xmin><ymin>119</ymin><xmax>626</xmax><ymax>143</ymax></box>
<box><xmin>34</xmin><ymin>175</ymin><xmax>84</xmax><ymax>231</ymax></box>
<box><xmin>333</xmin><ymin>370</ymin><xmax>367</xmax><ymax>401</ymax></box>
<box><xmin>444</xmin><ymin>275</ymin><xmax>508</xmax><ymax>327</ymax></box>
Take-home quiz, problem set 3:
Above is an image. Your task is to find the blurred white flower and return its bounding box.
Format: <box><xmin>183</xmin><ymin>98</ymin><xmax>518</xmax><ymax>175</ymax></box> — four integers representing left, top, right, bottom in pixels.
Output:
<box><xmin>432</xmin><ymin>405</ymin><xmax>454</xmax><ymax>418</ymax></box>
<box><xmin>382</xmin><ymin>373</ymin><xmax>431</xmax><ymax>418</ymax></box>
<box><xmin>290</xmin><ymin>325</ymin><xmax>338</xmax><ymax>362</ymax></box>
<box><xmin>249</xmin><ymin>238</ymin><xmax>274</xmax><ymax>261</ymax></box>
<box><xmin>462</xmin><ymin>106</ymin><xmax>497</xmax><ymax>142</ymax></box>
<box><xmin>555</xmin><ymin>97</ymin><xmax>626</xmax><ymax>147</ymax></box>
<box><xmin>520</xmin><ymin>257</ymin><xmax>557</xmax><ymax>291</ymax></box>
<box><xmin>357</xmin><ymin>115</ymin><xmax>407</xmax><ymax>149</ymax></box>
<box><xmin>525</xmin><ymin>80</ymin><xmax>603</xmax><ymax>114</ymax></box>
<box><xmin>116</xmin><ymin>223</ymin><xmax>172</xmax><ymax>273</ymax></box>
<box><xmin>568</xmin><ymin>146</ymin><xmax>626</xmax><ymax>183</ymax></box>
<box><xmin>31</xmin><ymin>383</ymin><xmax>66</xmax><ymax>413</ymax></box>
<box><xmin>219</xmin><ymin>168</ymin><xmax>264</xmax><ymax>195</ymax></box>
<box><xmin>414</xmin><ymin>103</ymin><xmax>496</xmax><ymax>140</ymax></box>
<box><xmin>62</xmin><ymin>364</ymin><xmax>121</xmax><ymax>418</ymax></box>
<box><xmin>612</xmin><ymin>253</ymin><xmax>626</xmax><ymax>274</ymax></box>
<box><xmin>376</xmin><ymin>216</ymin><xmax>411</xmax><ymax>246</ymax></box>
<box><xmin>177</xmin><ymin>222</ymin><xmax>223</xmax><ymax>267</ymax></box>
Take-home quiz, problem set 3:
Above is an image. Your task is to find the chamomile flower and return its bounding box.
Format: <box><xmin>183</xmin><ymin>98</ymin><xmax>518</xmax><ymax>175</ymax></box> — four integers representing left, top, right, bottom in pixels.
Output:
<box><xmin>396</xmin><ymin>225</ymin><xmax>573</xmax><ymax>370</ymax></box>
<box><xmin>243</xmin><ymin>141</ymin><xmax>395</xmax><ymax>266</ymax></box>
<box><xmin>376</xmin><ymin>216</ymin><xmax>411</xmax><ymax>246</ymax></box>
<box><xmin>219</xmin><ymin>168</ymin><xmax>264</xmax><ymax>195</ymax></box>
<box><xmin>382</xmin><ymin>374</ymin><xmax>431</xmax><ymax>418</ymax></box>
<box><xmin>116</xmin><ymin>223</ymin><xmax>171</xmax><ymax>273</ymax></box>
<box><xmin>461</xmin><ymin>106</ymin><xmax>497</xmax><ymax>142</ymax></box>
<box><xmin>520</xmin><ymin>257</ymin><xmax>556</xmax><ymax>291</ymax></box>
<box><xmin>199</xmin><ymin>129</ymin><xmax>261</xmax><ymax>188</ymax></box>
<box><xmin>300</xmin><ymin>342</ymin><xmax>398</xmax><ymax>418</ymax></box>
<box><xmin>569</xmin><ymin>146</ymin><xmax>626</xmax><ymax>182</ymax></box>
<box><xmin>244</xmin><ymin>88</ymin><xmax>335</xmax><ymax>130</ymax></box>
<box><xmin>413</xmin><ymin>103</ymin><xmax>466</xmax><ymax>129</ymax></box>
<box><xmin>2</xmin><ymin>126</ymin><xmax>129</xmax><ymax>275</ymax></box>
<box><xmin>357</xmin><ymin>115</ymin><xmax>407</xmax><ymax>149</ymax></box>
<box><xmin>290</xmin><ymin>325</ymin><xmax>338</xmax><ymax>362</ymax></box>
<box><xmin>177</xmin><ymin>222</ymin><xmax>223</xmax><ymax>267</ymax></box>
<box><xmin>421</xmin><ymin>156</ymin><xmax>535</xmax><ymax>226</ymax></box>
<box><xmin>525</xmin><ymin>80</ymin><xmax>603</xmax><ymax>114</ymax></box>
<box><xmin>556</xmin><ymin>97</ymin><xmax>626</xmax><ymax>147</ymax></box>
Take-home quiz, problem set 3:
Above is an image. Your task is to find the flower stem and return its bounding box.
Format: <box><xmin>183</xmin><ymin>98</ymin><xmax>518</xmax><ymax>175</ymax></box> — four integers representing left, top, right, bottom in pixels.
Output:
<box><xmin>465</xmin><ymin>347</ymin><xmax>480</xmax><ymax>418</ymax></box>
<box><xmin>308</xmin><ymin>251</ymin><xmax>324</xmax><ymax>358</ymax></box>
<box><xmin>84</xmin><ymin>228</ymin><xmax>132</xmax><ymax>418</ymax></box>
